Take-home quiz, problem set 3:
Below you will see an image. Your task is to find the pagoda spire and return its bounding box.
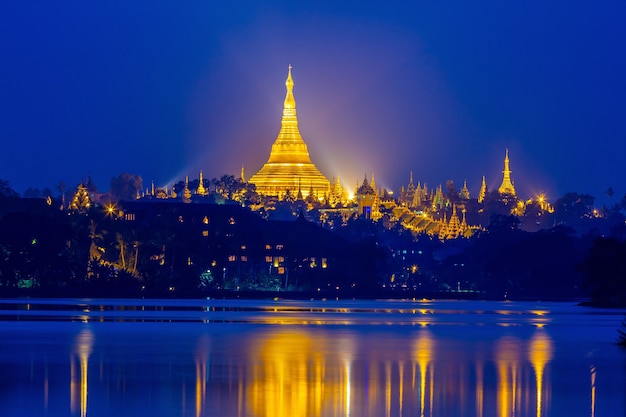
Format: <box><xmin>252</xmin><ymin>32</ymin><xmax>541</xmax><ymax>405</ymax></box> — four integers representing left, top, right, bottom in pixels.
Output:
<box><xmin>248</xmin><ymin>66</ymin><xmax>330</xmax><ymax>198</ymax></box>
<box><xmin>498</xmin><ymin>149</ymin><xmax>516</xmax><ymax>196</ymax></box>
<box><xmin>183</xmin><ymin>176</ymin><xmax>192</xmax><ymax>201</ymax></box>
<box><xmin>197</xmin><ymin>171</ymin><xmax>208</xmax><ymax>196</ymax></box>
<box><xmin>460</xmin><ymin>179</ymin><xmax>470</xmax><ymax>200</ymax></box>
<box><xmin>284</xmin><ymin>64</ymin><xmax>295</xmax><ymax>110</ymax></box>
<box><xmin>478</xmin><ymin>175</ymin><xmax>487</xmax><ymax>203</ymax></box>
<box><xmin>297</xmin><ymin>178</ymin><xmax>303</xmax><ymax>201</ymax></box>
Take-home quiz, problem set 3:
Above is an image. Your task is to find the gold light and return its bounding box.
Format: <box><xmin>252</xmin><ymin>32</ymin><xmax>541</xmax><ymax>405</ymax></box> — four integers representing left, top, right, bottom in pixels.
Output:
<box><xmin>70</xmin><ymin>329</ymin><xmax>94</xmax><ymax>417</ymax></box>
<box><xmin>248</xmin><ymin>66</ymin><xmax>331</xmax><ymax>198</ymax></box>
<box><xmin>528</xmin><ymin>330</ymin><xmax>553</xmax><ymax>417</ymax></box>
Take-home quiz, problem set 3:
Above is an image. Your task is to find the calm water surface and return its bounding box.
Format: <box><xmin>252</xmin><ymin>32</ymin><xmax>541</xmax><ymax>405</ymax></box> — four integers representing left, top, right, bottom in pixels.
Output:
<box><xmin>0</xmin><ymin>298</ymin><xmax>624</xmax><ymax>417</ymax></box>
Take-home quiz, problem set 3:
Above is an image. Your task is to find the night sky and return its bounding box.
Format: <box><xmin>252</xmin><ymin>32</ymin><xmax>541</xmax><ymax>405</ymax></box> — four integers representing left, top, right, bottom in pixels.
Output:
<box><xmin>2</xmin><ymin>2</ymin><xmax>625</xmax><ymax>204</ymax></box>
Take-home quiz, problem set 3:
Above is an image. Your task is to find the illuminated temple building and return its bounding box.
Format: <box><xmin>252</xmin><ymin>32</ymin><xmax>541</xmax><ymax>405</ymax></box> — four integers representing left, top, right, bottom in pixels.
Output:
<box><xmin>248</xmin><ymin>66</ymin><xmax>331</xmax><ymax>199</ymax></box>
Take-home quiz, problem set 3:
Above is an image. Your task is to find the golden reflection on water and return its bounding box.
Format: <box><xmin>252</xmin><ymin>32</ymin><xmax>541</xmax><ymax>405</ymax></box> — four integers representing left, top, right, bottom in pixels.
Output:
<box><xmin>476</xmin><ymin>360</ymin><xmax>484</xmax><ymax>417</ymax></box>
<box><xmin>590</xmin><ymin>365</ymin><xmax>596</xmax><ymax>417</ymax></box>
<box><xmin>70</xmin><ymin>329</ymin><xmax>93</xmax><ymax>417</ymax></box>
<box><xmin>247</xmin><ymin>330</ymin><xmax>334</xmax><ymax>417</ymax></box>
<box><xmin>240</xmin><ymin>327</ymin><xmax>556</xmax><ymax>417</ymax></box>
<box><xmin>60</xmin><ymin>315</ymin><xmax>559</xmax><ymax>417</ymax></box>
<box><xmin>528</xmin><ymin>329</ymin><xmax>554</xmax><ymax>417</ymax></box>
<box><xmin>496</xmin><ymin>335</ymin><xmax>522</xmax><ymax>417</ymax></box>
<box><xmin>194</xmin><ymin>335</ymin><xmax>209</xmax><ymax>417</ymax></box>
<box><xmin>413</xmin><ymin>329</ymin><xmax>434</xmax><ymax>417</ymax></box>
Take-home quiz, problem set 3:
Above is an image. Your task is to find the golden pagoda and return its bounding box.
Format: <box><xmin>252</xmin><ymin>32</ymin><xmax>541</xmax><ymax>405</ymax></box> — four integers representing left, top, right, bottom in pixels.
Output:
<box><xmin>478</xmin><ymin>175</ymin><xmax>487</xmax><ymax>203</ymax></box>
<box><xmin>196</xmin><ymin>171</ymin><xmax>208</xmax><ymax>196</ymax></box>
<box><xmin>248</xmin><ymin>66</ymin><xmax>330</xmax><ymax>199</ymax></box>
<box><xmin>498</xmin><ymin>149</ymin><xmax>516</xmax><ymax>196</ymax></box>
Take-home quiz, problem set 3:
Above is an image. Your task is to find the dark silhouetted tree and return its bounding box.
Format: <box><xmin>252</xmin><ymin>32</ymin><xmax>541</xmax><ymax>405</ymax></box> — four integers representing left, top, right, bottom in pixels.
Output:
<box><xmin>579</xmin><ymin>237</ymin><xmax>626</xmax><ymax>306</ymax></box>
<box><xmin>110</xmin><ymin>173</ymin><xmax>143</xmax><ymax>201</ymax></box>
<box><xmin>0</xmin><ymin>179</ymin><xmax>19</xmax><ymax>198</ymax></box>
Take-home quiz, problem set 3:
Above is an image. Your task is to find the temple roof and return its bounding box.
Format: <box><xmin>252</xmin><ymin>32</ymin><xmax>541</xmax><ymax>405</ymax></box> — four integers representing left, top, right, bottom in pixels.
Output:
<box><xmin>357</xmin><ymin>176</ymin><xmax>376</xmax><ymax>195</ymax></box>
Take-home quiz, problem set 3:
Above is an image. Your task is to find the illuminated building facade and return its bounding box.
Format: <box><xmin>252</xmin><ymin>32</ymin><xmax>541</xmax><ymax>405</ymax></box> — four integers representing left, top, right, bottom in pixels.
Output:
<box><xmin>355</xmin><ymin>175</ymin><xmax>380</xmax><ymax>220</ymax></box>
<box><xmin>248</xmin><ymin>66</ymin><xmax>331</xmax><ymax>199</ymax></box>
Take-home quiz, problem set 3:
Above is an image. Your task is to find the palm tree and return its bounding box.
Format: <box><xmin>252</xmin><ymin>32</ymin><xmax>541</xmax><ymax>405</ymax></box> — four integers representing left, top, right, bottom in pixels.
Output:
<box><xmin>115</xmin><ymin>232</ymin><xmax>126</xmax><ymax>270</ymax></box>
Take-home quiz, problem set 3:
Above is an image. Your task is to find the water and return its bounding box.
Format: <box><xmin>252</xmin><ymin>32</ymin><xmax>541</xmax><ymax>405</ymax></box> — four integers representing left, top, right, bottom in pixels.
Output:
<box><xmin>0</xmin><ymin>298</ymin><xmax>624</xmax><ymax>417</ymax></box>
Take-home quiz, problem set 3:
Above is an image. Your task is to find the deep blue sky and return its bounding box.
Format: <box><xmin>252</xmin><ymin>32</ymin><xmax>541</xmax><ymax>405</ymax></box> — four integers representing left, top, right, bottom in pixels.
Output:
<box><xmin>2</xmin><ymin>2</ymin><xmax>625</xmax><ymax>204</ymax></box>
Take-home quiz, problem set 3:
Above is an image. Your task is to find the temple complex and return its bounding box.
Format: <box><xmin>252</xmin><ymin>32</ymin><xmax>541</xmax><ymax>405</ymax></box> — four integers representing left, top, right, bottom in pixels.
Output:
<box><xmin>248</xmin><ymin>66</ymin><xmax>331</xmax><ymax>199</ymax></box>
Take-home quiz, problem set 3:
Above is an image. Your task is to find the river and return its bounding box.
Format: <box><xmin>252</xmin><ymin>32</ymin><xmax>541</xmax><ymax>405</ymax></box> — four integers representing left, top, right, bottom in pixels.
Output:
<box><xmin>0</xmin><ymin>298</ymin><xmax>624</xmax><ymax>417</ymax></box>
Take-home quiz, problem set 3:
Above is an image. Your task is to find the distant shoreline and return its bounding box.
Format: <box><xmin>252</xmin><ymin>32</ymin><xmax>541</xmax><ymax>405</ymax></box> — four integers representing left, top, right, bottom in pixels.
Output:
<box><xmin>0</xmin><ymin>289</ymin><xmax>597</xmax><ymax>305</ymax></box>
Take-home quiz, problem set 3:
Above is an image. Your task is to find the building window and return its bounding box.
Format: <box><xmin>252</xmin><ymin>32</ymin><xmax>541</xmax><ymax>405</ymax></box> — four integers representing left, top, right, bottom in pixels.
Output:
<box><xmin>241</xmin><ymin>256</ymin><xmax>247</xmax><ymax>262</ymax></box>
<box><xmin>265</xmin><ymin>256</ymin><xmax>273</xmax><ymax>263</ymax></box>
<box><xmin>276</xmin><ymin>244</ymin><xmax>284</xmax><ymax>250</ymax></box>
<box><xmin>202</xmin><ymin>230</ymin><xmax>209</xmax><ymax>237</ymax></box>
<box><xmin>240</xmin><ymin>245</ymin><xmax>246</xmax><ymax>250</ymax></box>
<box><xmin>278</xmin><ymin>267</ymin><xmax>285</xmax><ymax>275</ymax></box>
<box><xmin>321</xmin><ymin>258</ymin><xmax>328</xmax><ymax>269</ymax></box>
<box><xmin>202</xmin><ymin>216</ymin><xmax>209</xmax><ymax>224</ymax></box>
<box><xmin>228</xmin><ymin>255</ymin><xmax>236</xmax><ymax>262</ymax></box>
<box><xmin>265</xmin><ymin>244</ymin><xmax>271</xmax><ymax>250</ymax></box>
<box><xmin>124</xmin><ymin>213</ymin><xmax>136</xmax><ymax>221</ymax></box>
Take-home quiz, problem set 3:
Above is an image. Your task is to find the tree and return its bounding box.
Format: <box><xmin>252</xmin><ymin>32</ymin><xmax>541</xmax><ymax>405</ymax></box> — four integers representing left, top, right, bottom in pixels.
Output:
<box><xmin>554</xmin><ymin>192</ymin><xmax>595</xmax><ymax>223</ymax></box>
<box><xmin>23</xmin><ymin>188</ymin><xmax>41</xmax><ymax>198</ymax></box>
<box><xmin>579</xmin><ymin>237</ymin><xmax>626</xmax><ymax>306</ymax></box>
<box><xmin>110</xmin><ymin>173</ymin><xmax>143</xmax><ymax>201</ymax></box>
<box><xmin>0</xmin><ymin>179</ymin><xmax>19</xmax><ymax>198</ymax></box>
<box><xmin>445</xmin><ymin>180</ymin><xmax>458</xmax><ymax>203</ymax></box>
<box><xmin>212</xmin><ymin>174</ymin><xmax>252</xmax><ymax>201</ymax></box>
<box><xmin>487</xmin><ymin>214</ymin><xmax>521</xmax><ymax>234</ymax></box>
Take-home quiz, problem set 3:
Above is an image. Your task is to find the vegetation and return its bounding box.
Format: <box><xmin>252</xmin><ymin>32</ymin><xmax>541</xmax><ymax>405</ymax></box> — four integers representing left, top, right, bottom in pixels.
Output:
<box><xmin>579</xmin><ymin>237</ymin><xmax>626</xmax><ymax>307</ymax></box>
<box><xmin>2</xmin><ymin>175</ymin><xmax>626</xmax><ymax>304</ymax></box>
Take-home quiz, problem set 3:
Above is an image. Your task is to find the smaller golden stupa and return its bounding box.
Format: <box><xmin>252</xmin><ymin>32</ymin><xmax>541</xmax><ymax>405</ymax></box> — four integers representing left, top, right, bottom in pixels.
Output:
<box><xmin>498</xmin><ymin>148</ymin><xmax>516</xmax><ymax>196</ymax></box>
<box><xmin>248</xmin><ymin>66</ymin><xmax>330</xmax><ymax>199</ymax></box>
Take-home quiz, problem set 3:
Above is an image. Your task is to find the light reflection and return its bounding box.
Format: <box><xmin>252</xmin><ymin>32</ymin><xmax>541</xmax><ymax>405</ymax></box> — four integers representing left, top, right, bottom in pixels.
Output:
<box><xmin>194</xmin><ymin>335</ymin><xmax>209</xmax><ymax>417</ymax></box>
<box><xmin>70</xmin><ymin>329</ymin><xmax>93</xmax><ymax>417</ymax></box>
<box><xmin>247</xmin><ymin>330</ymin><xmax>328</xmax><ymax>417</ymax></box>
<box><xmin>476</xmin><ymin>360</ymin><xmax>484</xmax><ymax>417</ymax></box>
<box><xmin>590</xmin><ymin>365</ymin><xmax>596</xmax><ymax>417</ymax></box>
<box><xmin>4</xmin><ymin>300</ymin><xmax>626</xmax><ymax>417</ymax></box>
<box><xmin>413</xmin><ymin>329</ymin><xmax>434</xmax><ymax>417</ymax></box>
<box><xmin>528</xmin><ymin>329</ymin><xmax>553</xmax><ymax>417</ymax></box>
<box><xmin>385</xmin><ymin>361</ymin><xmax>392</xmax><ymax>417</ymax></box>
<box><xmin>495</xmin><ymin>336</ymin><xmax>522</xmax><ymax>417</ymax></box>
<box><xmin>398</xmin><ymin>360</ymin><xmax>404</xmax><ymax>417</ymax></box>
<box><xmin>344</xmin><ymin>361</ymin><xmax>351</xmax><ymax>417</ymax></box>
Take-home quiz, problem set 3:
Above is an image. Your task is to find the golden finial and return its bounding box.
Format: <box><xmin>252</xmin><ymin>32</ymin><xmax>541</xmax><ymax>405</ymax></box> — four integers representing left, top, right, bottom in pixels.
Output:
<box><xmin>284</xmin><ymin>65</ymin><xmax>295</xmax><ymax>109</ymax></box>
